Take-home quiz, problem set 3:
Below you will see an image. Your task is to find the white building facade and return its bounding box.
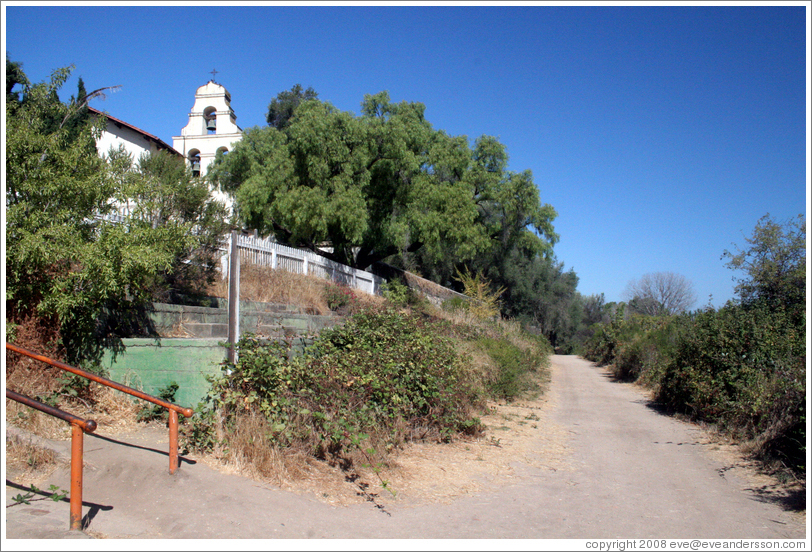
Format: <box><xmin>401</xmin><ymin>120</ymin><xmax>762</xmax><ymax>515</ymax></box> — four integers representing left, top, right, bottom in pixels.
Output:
<box><xmin>90</xmin><ymin>106</ymin><xmax>180</xmax><ymax>161</ymax></box>
<box><xmin>90</xmin><ymin>80</ymin><xmax>243</xmax><ymax>214</ymax></box>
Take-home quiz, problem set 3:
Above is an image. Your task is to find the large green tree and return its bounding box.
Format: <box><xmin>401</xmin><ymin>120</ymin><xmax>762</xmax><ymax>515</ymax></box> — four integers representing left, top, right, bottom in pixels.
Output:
<box><xmin>211</xmin><ymin>90</ymin><xmax>558</xmax><ymax>282</ymax></box>
<box><xmin>6</xmin><ymin>62</ymin><xmax>227</xmax><ymax>364</ymax></box>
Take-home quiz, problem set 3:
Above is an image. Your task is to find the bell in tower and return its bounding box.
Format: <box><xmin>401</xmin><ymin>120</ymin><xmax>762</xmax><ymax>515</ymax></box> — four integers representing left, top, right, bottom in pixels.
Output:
<box><xmin>206</xmin><ymin>116</ymin><xmax>216</xmax><ymax>132</ymax></box>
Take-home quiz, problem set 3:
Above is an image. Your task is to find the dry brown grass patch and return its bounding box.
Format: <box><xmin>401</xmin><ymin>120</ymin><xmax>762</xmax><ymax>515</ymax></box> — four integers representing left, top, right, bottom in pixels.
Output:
<box><xmin>205</xmin><ymin>261</ymin><xmax>384</xmax><ymax>315</ymax></box>
<box><xmin>6</xmin><ymin>385</ymin><xmax>143</xmax><ymax>440</ymax></box>
<box><xmin>5</xmin><ymin>432</ymin><xmax>67</xmax><ymax>485</ymax></box>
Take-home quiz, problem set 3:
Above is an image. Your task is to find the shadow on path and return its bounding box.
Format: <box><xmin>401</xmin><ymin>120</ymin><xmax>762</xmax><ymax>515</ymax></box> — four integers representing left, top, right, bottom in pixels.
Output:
<box><xmin>6</xmin><ymin>479</ymin><xmax>114</xmax><ymax>529</ymax></box>
<box><xmin>86</xmin><ymin>432</ymin><xmax>197</xmax><ymax>467</ymax></box>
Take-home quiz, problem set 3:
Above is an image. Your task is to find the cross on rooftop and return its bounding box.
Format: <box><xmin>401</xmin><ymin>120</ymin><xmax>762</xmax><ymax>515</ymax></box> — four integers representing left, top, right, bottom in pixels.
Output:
<box><xmin>210</xmin><ymin>68</ymin><xmax>218</xmax><ymax>81</ymax></box>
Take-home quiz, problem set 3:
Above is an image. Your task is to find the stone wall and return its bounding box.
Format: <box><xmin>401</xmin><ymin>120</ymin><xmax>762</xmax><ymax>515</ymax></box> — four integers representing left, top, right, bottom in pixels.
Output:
<box><xmin>369</xmin><ymin>262</ymin><xmax>470</xmax><ymax>307</ymax></box>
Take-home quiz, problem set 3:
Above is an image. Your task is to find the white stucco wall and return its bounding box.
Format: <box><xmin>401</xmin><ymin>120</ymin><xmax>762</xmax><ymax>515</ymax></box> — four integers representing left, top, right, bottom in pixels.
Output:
<box><xmin>95</xmin><ymin>122</ymin><xmax>160</xmax><ymax>161</ymax></box>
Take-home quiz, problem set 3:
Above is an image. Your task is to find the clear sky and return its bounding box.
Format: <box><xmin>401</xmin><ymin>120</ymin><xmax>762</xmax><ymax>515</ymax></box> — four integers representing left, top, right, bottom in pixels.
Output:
<box><xmin>4</xmin><ymin>2</ymin><xmax>809</xmax><ymax>307</ymax></box>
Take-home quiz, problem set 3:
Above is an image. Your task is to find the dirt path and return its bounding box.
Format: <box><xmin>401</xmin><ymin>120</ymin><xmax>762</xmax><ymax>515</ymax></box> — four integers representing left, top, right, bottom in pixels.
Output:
<box><xmin>5</xmin><ymin>355</ymin><xmax>806</xmax><ymax>540</ymax></box>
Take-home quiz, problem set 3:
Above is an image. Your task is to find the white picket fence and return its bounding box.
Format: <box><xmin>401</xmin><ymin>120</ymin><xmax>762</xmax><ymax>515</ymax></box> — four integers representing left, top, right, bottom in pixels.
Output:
<box><xmin>96</xmin><ymin>213</ymin><xmax>385</xmax><ymax>295</ymax></box>
<box><xmin>219</xmin><ymin>233</ymin><xmax>385</xmax><ymax>296</ymax></box>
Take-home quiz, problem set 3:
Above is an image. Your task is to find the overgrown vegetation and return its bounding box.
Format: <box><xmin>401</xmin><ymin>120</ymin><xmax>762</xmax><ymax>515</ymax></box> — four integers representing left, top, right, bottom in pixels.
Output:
<box><xmin>182</xmin><ymin>287</ymin><xmax>550</xmax><ymax>481</ymax></box>
<box><xmin>583</xmin><ymin>214</ymin><xmax>806</xmax><ymax>476</ymax></box>
<box><xmin>5</xmin><ymin>58</ymin><xmax>230</xmax><ymax>435</ymax></box>
<box><xmin>6</xmin><ymin>59</ymin><xmax>229</xmax><ymax>372</ymax></box>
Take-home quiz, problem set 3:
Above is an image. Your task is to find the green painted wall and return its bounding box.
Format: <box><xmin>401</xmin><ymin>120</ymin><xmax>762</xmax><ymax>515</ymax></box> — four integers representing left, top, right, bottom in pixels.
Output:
<box><xmin>103</xmin><ymin>338</ymin><xmax>225</xmax><ymax>408</ymax></box>
<box><xmin>102</xmin><ymin>304</ymin><xmax>343</xmax><ymax>411</ymax></box>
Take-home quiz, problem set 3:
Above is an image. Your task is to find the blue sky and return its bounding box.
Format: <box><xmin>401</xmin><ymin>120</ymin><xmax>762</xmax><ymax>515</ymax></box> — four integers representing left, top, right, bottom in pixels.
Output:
<box><xmin>5</xmin><ymin>2</ymin><xmax>809</xmax><ymax>307</ymax></box>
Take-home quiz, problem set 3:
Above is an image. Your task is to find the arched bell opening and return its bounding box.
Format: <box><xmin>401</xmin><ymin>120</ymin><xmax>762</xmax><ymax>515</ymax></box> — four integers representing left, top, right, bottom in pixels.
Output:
<box><xmin>203</xmin><ymin>106</ymin><xmax>217</xmax><ymax>134</ymax></box>
<box><xmin>188</xmin><ymin>149</ymin><xmax>202</xmax><ymax>177</ymax></box>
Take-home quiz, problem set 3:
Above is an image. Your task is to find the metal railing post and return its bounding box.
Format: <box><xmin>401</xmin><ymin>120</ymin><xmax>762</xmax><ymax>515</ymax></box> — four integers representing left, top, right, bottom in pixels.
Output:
<box><xmin>227</xmin><ymin>229</ymin><xmax>240</xmax><ymax>365</ymax></box>
<box><xmin>69</xmin><ymin>423</ymin><xmax>84</xmax><ymax>531</ymax></box>
<box><xmin>168</xmin><ymin>409</ymin><xmax>179</xmax><ymax>474</ymax></box>
<box><xmin>6</xmin><ymin>344</ymin><xmax>193</xmax><ymax>475</ymax></box>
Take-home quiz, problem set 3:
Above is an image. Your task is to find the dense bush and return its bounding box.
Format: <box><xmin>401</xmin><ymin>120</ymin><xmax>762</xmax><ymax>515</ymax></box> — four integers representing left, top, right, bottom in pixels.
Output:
<box><xmin>182</xmin><ymin>300</ymin><xmax>553</xmax><ymax>477</ymax></box>
<box><xmin>322</xmin><ymin>281</ymin><xmax>359</xmax><ymax>313</ymax></box>
<box><xmin>184</xmin><ymin>308</ymin><xmax>485</xmax><ymax>464</ymax></box>
<box><xmin>380</xmin><ymin>278</ymin><xmax>427</xmax><ymax>308</ymax></box>
<box><xmin>476</xmin><ymin>335</ymin><xmax>547</xmax><ymax>400</ymax></box>
<box><xmin>656</xmin><ymin>302</ymin><xmax>805</xmax><ymax>470</ymax></box>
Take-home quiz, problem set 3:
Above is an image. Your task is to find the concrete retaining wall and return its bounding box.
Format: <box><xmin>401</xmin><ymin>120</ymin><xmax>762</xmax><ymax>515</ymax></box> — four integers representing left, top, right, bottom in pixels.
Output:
<box><xmin>103</xmin><ymin>301</ymin><xmax>344</xmax><ymax>408</ymax></box>
<box><xmin>150</xmin><ymin>301</ymin><xmax>340</xmax><ymax>340</ymax></box>
<box><xmin>103</xmin><ymin>338</ymin><xmax>225</xmax><ymax>408</ymax></box>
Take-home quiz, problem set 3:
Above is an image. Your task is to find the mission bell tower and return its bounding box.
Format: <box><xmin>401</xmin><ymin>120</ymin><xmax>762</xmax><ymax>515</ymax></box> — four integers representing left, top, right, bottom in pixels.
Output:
<box><xmin>173</xmin><ymin>77</ymin><xmax>242</xmax><ymax>182</ymax></box>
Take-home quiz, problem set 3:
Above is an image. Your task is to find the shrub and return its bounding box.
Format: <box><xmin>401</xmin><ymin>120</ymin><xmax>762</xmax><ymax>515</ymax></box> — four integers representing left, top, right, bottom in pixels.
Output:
<box><xmin>455</xmin><ymin>267</ymin><xmax>505</xmax><ymax>320</ymax></box>
<box><xmin>183</xmin><ymin>308</ymin><xmax>485</xmax><ymax>468</ymax></box>
<box><xmin>380</xmin><ymin>278</ymin><xmax>424</xmax><ymax>308</ymax></box>
<box><xmin>476</xmin><ymin>336</ymin><xmax>545</xmax><ymax>401</ymax></box>
<box><xmin>655</xmin><ymin>303</ymin><xmax>805</xmax><ymax>468</ymax></box>
<box><xmin>322</xmin><ymin>281</ymin><xmax>359</xmax><ymax>313</ymax></box>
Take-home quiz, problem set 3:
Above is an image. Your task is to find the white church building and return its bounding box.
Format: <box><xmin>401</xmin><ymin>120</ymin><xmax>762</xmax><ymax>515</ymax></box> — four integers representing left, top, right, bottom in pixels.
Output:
<box><xmin>89</xmin><ymin>106</ymin><xmax>180</xmax><ymax>161</ymax></box>
<box><xmin>90</xmin><ymin>78</ymin><xmax>243</xmax><ymax>212</ymax></box>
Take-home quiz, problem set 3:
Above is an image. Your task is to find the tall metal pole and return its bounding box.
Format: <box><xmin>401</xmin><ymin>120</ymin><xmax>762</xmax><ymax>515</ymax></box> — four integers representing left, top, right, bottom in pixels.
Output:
<box><xmin>227</xmin><ymin>230</ymin><xmax>240</xmax><ymax>365</ymax></box>
<box><xmin>69</xmin><ymin>424</ymin><xmax>84</xmax><ymax>531</ymax></box>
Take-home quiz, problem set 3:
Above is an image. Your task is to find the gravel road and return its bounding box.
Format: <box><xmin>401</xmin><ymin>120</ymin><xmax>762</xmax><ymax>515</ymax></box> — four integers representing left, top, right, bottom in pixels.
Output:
<box><xmin>5</xmin><ymin>355</ymin><xmax>806</xmax><ymax>541</ymax></box>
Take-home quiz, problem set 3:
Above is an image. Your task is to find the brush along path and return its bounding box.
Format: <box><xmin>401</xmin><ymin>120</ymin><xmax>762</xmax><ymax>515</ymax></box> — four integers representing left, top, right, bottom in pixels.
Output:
<box><xmin>5</xmin><ymin>355</ymin><xmax>804</xmax><ymax>540</ymax></box>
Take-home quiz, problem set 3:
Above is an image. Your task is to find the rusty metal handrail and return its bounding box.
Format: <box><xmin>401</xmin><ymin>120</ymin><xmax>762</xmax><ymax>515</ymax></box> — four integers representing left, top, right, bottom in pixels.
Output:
<box><xmin>6</xmin><ymin>342</ymin><xmax>193</xmax><ymax>474</ymax></box>
<box><xmin>6</xmin><ymin>389</ymin><xmax>96</xmax><ymax>531</ymax></box>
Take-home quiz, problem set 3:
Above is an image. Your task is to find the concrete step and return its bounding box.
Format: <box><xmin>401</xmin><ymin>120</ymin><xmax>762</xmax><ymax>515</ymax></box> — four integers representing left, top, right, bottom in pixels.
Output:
<box><xmin>179</xmin><ymin>323</ymin><xmax>229</xmax><ymax>339</ymax></box>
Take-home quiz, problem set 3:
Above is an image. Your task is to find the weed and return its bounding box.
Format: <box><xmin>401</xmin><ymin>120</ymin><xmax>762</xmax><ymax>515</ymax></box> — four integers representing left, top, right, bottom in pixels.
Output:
<box><xmin>323</xmin><ymin>282</ymin><xmax>360</xmax><ymax>313</ymax></box>
<box><xmin>137</xmin><ymin>382</ymin><xmax>179</xmax><ymax>423</ymax></box>
<box><xmin>7</xmin><ymin>484</ymin><xmax>68</xmax><ymax>508</ymax></box>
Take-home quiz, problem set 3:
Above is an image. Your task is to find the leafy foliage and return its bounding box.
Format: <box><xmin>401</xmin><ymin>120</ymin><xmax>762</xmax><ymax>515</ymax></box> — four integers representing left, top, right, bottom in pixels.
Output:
<box><xmin>266</xmin><ymin>83</ymin><xmax>319</xmax><ymax>130</ymax></box>
<box><xmin>722</xmin><ymin>214</ymin><xmax>805</xmax><ymax>320</ymax></box>
<box><xmin>454</xmin><ymin>267</ymin><xmax>505</xmax><ymax>320</ymax></box>
<box><xmin>380</xmin><ymin>278</ymin><xmax>424</xmax><ymax>308</ymax></box>
<box><xmin>106</xmin><ymin>146</ymin><xmax>230</xmax><ymax>302</ymax></box>
<box><xmin>492</xmin><ymin>249</ymin><xmax>581</xmax><ymax>350</ymax></box>
<box><xmin>322</xmin><ymin>281</ymin><xmax>359</xmax><ymax>313</ymax></box>
<box><xmin>210</xmin><ymin>91</ymin><xmax>557</xmax><ymax>282</ymax></box>
<box><xmin>8</xmin><ymin>484</ymin><xmax>68</xmax><ymax>508</ymax></box>
<box><xmin>476</xmin><ymin>336</ymin><xmax>546</xmax><ymax>401</ymax></box>
<box><xmin>185</xmin><ymin>309</ymin><xmax>485</xmax><ymax>461</ymax></box>
<box><xmin>5</xmin><ymin>61</ymin><xmax>228</xmax><ymax>366</ymax></box>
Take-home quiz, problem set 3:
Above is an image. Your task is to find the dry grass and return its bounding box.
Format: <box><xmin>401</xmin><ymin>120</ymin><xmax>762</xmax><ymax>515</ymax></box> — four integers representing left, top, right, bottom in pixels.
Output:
<box><xmin>205</xmin><ymin>413</ymin><xmax>311</xmax><ymax>485</ymax></box>
<box><xmin>205</xmin><ymin>261</ymin><xmax>385</xmax><ymax>315</ymax></box>
<box><xmin>6</xmin><ymin>384</ymin><xmax>145</xmax><ymax>441</ymax></box>
<box><xmin>5</xmin><ymin>433</ymin><xmax>63</xmax><ymax>480</ymax></box>
<box><xmin>192</xmin><ymin>387</ymin><xmax>567</xmax><ymax>507</ymax></box>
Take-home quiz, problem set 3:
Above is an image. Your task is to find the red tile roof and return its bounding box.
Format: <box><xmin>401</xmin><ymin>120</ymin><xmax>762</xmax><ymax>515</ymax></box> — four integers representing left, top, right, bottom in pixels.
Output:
<box><xmin>88</xmin><ymin>106</ymin><xmax>181</xmax><ymax>156</ymax></box>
